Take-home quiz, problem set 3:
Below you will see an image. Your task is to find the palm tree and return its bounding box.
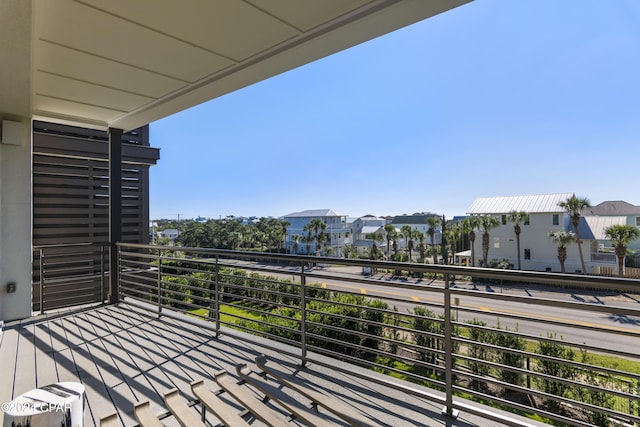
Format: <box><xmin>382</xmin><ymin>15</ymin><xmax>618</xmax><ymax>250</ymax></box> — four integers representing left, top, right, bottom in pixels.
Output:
<box><xmin>400</xmin><ymin>225</ymin><xmax>416</xmax><ymax>262</ymax></box>
<box><xmin>508</xmin><ymin>211</ymin><xmax>529</xmax><ymax>270</ymax></box>
<box><xmin>440</xmin><ymin>215</ymin><xmax>448</xmax><ymax>265</ymax></box>
<box><xmin>426</xmin><ymin>216</ymin><xmax>440</xmax><ymax>264</ymax></box>
<box><xmin>302</xmin><ymin>229</ymin><xmax>313</xmax><ymax>254</ymax></box>
<box><xmin>307</xmin><ymin>218</ymin><xmax>327</xmax><ymax>255</ymax></box>
<box><xmin>604</xmin><ymin>224</ymin><xmax>640</xmax><ymax>277</ymax></box>
<box><xmin>558</xmin><ymin>196</ymin><xmax>591</xmax><ymax>273</ymax></box>
<box><xmin>316</xmin><ymin>232</ymin><xmax>328</xmax><ymax>256</ymax></box>
<box><xmin>366</xmin><ymin>231</ymin><xmax>384</xmax><ymax>260</ymax></box>
<box><xmin>416</xmin><ymin>231</ymin><xmax>426</xmax><ymax>263</ymax></box>
<box><xmin>291</xmin><ymin>234</ymin><xmax>301</xmax><ymax>254</ymax></box>
<box><xmin>384</xmin><ymin>223</ymin><xmax>397</xmax><ymax>259</ymax></box>
<box><xmin>280</xmin><ymin>220</ymin><xmax>290</xmax><ymax>250</ymax></box>
<box><xmin>460</xmin><ymin>216</ymin><xmax>479</xmax><ymax>267</ymax></box>
<box><xmin>445</xmin><ymin>223</ymin><xmax>461</xmax><ymax>265</ymax></box>
<box><xmin>478</xmin><ymin>215</ymin><xmax>500</xmax><ymax>267</ymax></box>
<box><xmin>343</xmin><ymin>244</ymin><xmax>356</xmax><ymax>259</ymax></box>
<box><xmin>548</xmin><ymin>231</ymin><xmax>576</xmax><ymax>273</ymax></box>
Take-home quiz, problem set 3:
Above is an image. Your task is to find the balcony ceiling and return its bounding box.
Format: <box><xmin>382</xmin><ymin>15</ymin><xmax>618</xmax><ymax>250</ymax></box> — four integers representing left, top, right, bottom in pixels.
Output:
<box><xmin>2</xmin><ymin>0</ymin><xmax>470</xmax><ymax>131</ymax></box>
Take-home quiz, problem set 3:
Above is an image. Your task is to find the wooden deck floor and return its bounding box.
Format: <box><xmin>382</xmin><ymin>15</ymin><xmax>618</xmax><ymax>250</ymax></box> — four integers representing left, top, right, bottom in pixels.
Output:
<box><xmin>0</xmin><ymin>302</ymin><xmax>543</xmax><ymax>427</ymax></box>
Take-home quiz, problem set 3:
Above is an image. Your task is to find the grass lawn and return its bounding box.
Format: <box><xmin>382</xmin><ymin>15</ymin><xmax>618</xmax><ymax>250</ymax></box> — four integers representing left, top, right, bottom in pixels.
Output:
<box><xmin>188</xmin><ymin>303</ymin><xmax>263</xmax><ymax>324</ymax></box>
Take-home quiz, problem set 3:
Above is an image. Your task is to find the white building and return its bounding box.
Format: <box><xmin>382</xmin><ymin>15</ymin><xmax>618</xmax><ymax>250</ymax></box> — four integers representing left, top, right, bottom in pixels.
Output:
<box><xmin>390</xmin><ymin>214</ymin><xmax>443</xmax><ymax>246</ymax></box>
<box><xmin>350</xmin><ymin>215</ymin><xmax>389</xmax><ymax>257</ymax></box>
<box><xmin>283</xmin><ymin>209</ymin><xmax>350</xmax><ymax>257</ymax></box>
<box><xmin>466</xmin><ymin>193</ymin><xmax>640</xmax><ymax>273</ymax></box>
<box><xmin>583</xmin><ymin>201</ymin><xmax>640</xmax><ymax>271</ymax></box>
<box><xmin>158</xmin><ymin>228</ymin><xmax>180</xmax><ymax>241</ymax></box>
<box><xmin>467</xmin><ymin>193</ymin><xmax>573</xmax><ymax>271</ymax></box>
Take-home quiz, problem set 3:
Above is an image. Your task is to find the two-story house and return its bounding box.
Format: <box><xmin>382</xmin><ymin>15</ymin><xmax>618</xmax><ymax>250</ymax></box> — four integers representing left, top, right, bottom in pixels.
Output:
<box><xmin>283</xmin><ymin>209</ymin><xmax>350</xmax><ymax>257</ymax></box>
<box><xmin>390</xmin><ymin>213</ymin><xmax>442</xmax><ymax>247</ymax></box>
<box><xmin>583</xmin><ymin>201</ymin><xmax>640</xmax><ymax>271</ymax></box>
<box><xmin>350</xmin><ymin>215</ymin><xmax>389</xmax><ymax>257</ymax></box>
<box><xmin>467</xmin><ymin>193</ymin><xmax>640</xmax><ymax>273</ymax></box>
<box><xmin>466</xmin><ymin>193</ymin><xmax>579</xmax><ymax>271</ymax></box>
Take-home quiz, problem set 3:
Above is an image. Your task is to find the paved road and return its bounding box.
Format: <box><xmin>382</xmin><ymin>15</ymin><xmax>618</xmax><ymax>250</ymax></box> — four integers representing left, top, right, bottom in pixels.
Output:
<box><xmin>321</xmin><ymin>273</ymin><xmax>639</xmax><ymax>356</ymax></box>
<box><xmin>221</xmin><ymin>260</ymin><xmax>640</xmax><ymax>356</ymax></box>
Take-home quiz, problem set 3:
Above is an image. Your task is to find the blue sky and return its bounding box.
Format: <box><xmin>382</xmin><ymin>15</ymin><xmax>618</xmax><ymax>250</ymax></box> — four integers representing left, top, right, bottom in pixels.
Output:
<box><xmin>150</xmin><ymin>0</ymin><xmax>640</xmax><ymax>221</ymax></box>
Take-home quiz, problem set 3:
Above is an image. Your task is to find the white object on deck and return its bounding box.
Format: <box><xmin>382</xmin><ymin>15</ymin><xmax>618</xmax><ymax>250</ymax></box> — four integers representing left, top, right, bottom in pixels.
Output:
<box><xmin>2</xmin><ymin>381</ymin><xmax>85</xmax><ymax>427</ymax></box>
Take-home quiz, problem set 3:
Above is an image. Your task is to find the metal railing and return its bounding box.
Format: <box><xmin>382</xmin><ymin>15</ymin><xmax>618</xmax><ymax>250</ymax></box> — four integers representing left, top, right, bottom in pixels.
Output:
<box><xmin>591</xmin><ymin>253</ymin><xmax>617</xmax><ymax>263</ymax></box>
<box><xmin>117</xmin><ymin>242</ymin><xmax>640</xmax><ymax>427</ymax></box>
<box><xmin>33</xmin><ymin>243</ymin><xmax>108</xmax><ymax>313</ymax></box>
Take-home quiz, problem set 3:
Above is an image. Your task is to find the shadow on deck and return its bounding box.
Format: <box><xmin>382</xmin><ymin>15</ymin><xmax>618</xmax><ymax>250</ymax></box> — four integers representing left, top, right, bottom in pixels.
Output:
<box><xmin>0</xmin><ymin>302</ymin><xmax>546</xmax><ymax>427</ymax></box>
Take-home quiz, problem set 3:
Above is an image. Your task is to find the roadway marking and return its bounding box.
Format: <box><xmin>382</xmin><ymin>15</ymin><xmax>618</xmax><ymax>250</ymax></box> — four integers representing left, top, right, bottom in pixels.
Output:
<box><xmin>464</xmin><ymin>303</ymin><xmax>639</xmax><ymax>335</ymax></box>
<box><xmin>316</xmin><ymin>281</ymin><xmax>639</xmax><ymax>335</ymax></box>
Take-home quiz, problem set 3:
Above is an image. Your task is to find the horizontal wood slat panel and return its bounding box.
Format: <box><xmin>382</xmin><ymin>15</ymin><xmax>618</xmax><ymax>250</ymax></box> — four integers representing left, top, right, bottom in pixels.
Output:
<box><xmin>33</xmin><ymin>122</ymin><xmax>155</xmax><ymax>311</ymax></box>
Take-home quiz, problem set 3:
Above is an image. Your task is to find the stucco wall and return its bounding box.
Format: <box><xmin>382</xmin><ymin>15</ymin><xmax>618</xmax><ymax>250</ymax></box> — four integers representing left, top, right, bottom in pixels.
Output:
<box><xmin>0</xmin><ymin>120</ymin><xmax>32</xmax><ymax>321</ymax></box>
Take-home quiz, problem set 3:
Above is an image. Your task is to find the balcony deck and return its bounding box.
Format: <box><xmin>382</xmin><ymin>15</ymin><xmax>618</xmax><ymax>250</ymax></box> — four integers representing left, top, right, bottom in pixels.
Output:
<box><xmin>0</xmin><ymin>301</ymin><xmax>545</xmax><ymax>427</ymax></box>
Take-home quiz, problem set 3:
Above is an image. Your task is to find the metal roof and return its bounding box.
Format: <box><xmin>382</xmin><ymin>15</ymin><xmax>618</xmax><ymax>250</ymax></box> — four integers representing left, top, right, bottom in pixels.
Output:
<box><xmin>284</xmin><ymin>209</ymin><xmax>342</xmax><ymax>218</ymax></box>
<box><xmin>467</xmin><ymin>193</ymin><xmax>574</xmax><ymax>214</ymax></box>
<box><xmin>361</xmin><ymin>225</ymin><xmax>383</xmax><ymax>234</ymax></box>
<box><xmin>2</xmin><ymin>0</ymin><xmax>471</xmax><ymax>131</ymax></box>
<box><xmin>583</xmin><ymin>216</ymin><xmax>628</xmax><ymax>240</ymax></box>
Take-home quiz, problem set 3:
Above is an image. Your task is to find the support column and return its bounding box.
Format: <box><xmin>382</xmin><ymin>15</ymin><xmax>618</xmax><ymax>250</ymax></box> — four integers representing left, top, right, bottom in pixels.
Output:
<box><xmin>108</xmin><ymin>128</ymin><xmax>123</xmax><ymax>304</ymax></box>
<box><xmin>0</xmin><ymin>119</ymin><xmax>32</xmax><ymax>321</ymax></box>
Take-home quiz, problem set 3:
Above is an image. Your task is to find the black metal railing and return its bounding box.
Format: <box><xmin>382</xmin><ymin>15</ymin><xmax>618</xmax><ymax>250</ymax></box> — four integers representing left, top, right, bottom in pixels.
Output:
<box><xmin>33</xmin><ymin>243</ymin><xmax>108</xmax><ymax>313</ymax></box>
<box><xmin>115</xmin><ymin>243</ymin><xmax>640</xmax><ymax>427</ymax></box>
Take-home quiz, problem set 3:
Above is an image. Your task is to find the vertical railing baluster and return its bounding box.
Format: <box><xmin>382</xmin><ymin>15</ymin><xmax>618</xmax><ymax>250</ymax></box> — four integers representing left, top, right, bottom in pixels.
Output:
<box><xmin>117</xmin><ymin>244</ymin><xmax>123</xmax><ymax>303</ymax></box>
<box><xmin>100</xmin><ymin>245</ymin><xmax>106</xmax><ymax>302</ymax></box>
<box><xmin>39</xmin><ymin>248</ymin><xmax>45</xmax><ymax>315</ymax></box>
<box><xmin>214</xmin><ymin>255</ymin><xmax>220</xmax><ymax>338</ymax></box>
<box><xmin>300</xmin><ymin>261</ymin><xmax>307</xmax><ymax>366</ymax></box>
<box><xmin>157</xmin><ymin>249</ymin><xmax>162</xmax><ymax>317</ymax></box>
<box><xmin>442</xmin><ymin>272</ymin><xmax>459</xmax><ymax>418</ymax></box>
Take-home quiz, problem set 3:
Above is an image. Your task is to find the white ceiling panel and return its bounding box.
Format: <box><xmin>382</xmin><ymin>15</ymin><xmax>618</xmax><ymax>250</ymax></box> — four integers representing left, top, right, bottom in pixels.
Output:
<box><xmin>35</xmin><ymin>42</ymin><xmax>186</xmax><ymax>98</ymax></box>
<box><xmin>246</xmin><ymin>0</ymin><xmax>373</xmax><ymax>32</ymax></box>
<box><xmin>36</xmin><ymin>0</ymin><xmax>233</xmax><ymax>82</ymax></box>
<box><xmin>79</xmin><ymin>0</ymin><xmax>301</xmax><ymax>61</ymax></box>
<box><xmin>34</xmin><ymin>95</ymin><xmax>125</xmax><ymax>125</ymax></box>
<box><xmin>36</xmin><ymin>72</ymin><xmax>154</xmax><ymax>112</ymax></box>
<box><xmin>8</xmin><ymin>0</ymin><xmax>473</xmax><ymax>130</ymax></box>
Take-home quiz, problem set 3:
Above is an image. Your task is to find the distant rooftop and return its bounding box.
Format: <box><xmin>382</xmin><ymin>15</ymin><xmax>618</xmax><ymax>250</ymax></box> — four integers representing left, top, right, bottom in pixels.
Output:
<box><xmin>283</xmin><ymin>209</ymin><xmax>343</xmax><ymax>218</ymax></box>
<box><xmin>467</xmin><ymin>193</ymin><xmax>574</xmax><ymax>214</ymax></box>
<box><xmin>391</xmin><ymin>213</ymin><xmax>440</xmax><ymax>225</ymax></box>
<box><xmin>587</xmin><ymin>200</ymin><xmax>640</xmax><ymax>216</ymax></box>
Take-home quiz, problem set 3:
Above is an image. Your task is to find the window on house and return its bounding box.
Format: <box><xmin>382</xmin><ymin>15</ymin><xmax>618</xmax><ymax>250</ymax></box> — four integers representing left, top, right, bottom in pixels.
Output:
<box><xmin>552</xmin><ymin>214</ymin><xmax>559</xmax><ymax>226</ymax></box>
<box><xmin>636</xmin><ymin>216</ymin><xmax>640</xmax><ymax>226</ymax></box>
<box><xmin>493</xmin><ymin>237</ymin><xmax>500</xmax><ymax>248</ymax></box>
<box><xmin>524</xmin><ymin>216</ymin><xmax>530</xmax><ymax>225</ymax></box>
<box><xmin>524</xmin><ymin>249</ymin><xmax>531</xmax><ymax>260</ymax></box>
<box><xmin>501</xmin><ymin>215</ymin><xmax>507</xmax><ymax>225</ymax></box>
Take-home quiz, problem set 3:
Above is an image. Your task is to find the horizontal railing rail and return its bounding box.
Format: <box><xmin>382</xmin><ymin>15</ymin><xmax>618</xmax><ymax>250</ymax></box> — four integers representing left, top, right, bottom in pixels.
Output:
<box><xmin>591</xmin><ymin>252</ymin><xmax>617</xmax><ymax>263</ymax></box>
<box><xmin>117</xmin><ymin>243</ymin><xmax>640</xmax><ymax>427</ymax></box>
